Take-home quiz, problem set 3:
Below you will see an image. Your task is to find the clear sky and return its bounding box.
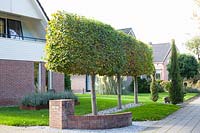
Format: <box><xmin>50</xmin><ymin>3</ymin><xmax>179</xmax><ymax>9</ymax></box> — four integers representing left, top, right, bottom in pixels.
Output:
<box><xmin>39</xmin><ymin>0</ymin><xmax>198</xmax><ymax>53</ymax></box>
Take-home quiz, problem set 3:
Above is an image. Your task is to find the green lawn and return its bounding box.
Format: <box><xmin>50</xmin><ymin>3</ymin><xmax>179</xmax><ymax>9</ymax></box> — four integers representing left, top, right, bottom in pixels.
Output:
<box><xmin>0</xmin><ymin>107</ymin><xmax>48</xmax><ymax>126</ymax></box>
<box><xmin>0</xmin><ymin>92</ymin><xmax>198</xmax><ymax>126</ymax></box>
<box><xmin>119</xmin><ymin>103</ymin><xmax>180</xmax><ymax>121</ymax></box>
<box><xmin>116</xmin><ymin>92</ymin><xmax>198</xmax><ymax>121</ymax></box>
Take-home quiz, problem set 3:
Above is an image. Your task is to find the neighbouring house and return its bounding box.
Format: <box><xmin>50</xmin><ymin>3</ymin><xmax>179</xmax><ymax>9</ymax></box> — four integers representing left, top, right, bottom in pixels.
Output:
<box><xmin>118</xmin><ymin>28</ymin><xmax>136</xmax><ymax>36</ymax></box>
<box><xmin>150</xmin><ymin>42</ymin><xmax>171</xmax><ymax>81</ymax></box>
<box><xmin>0</xmin><ymin>0</ymin><xmax>64</xmax><ymax>106</ymax></box>
<box><xmin>71</xmin><ymin>28</ymin><xmax>135</xmax><ymax>93</ymax></box>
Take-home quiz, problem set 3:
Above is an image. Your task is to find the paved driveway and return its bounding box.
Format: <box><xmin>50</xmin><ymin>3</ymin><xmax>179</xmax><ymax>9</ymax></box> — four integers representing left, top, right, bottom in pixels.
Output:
<box><xmin>143</xmin><ymin>96</ymin><xmax>200</xmax><ymax>133</ymax></box>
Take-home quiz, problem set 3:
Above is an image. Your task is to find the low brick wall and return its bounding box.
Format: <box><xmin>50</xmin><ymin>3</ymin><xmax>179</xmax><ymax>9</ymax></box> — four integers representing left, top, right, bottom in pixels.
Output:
<box><xmin>67</xmin><ymin>113</ymin><xmax>132</xmax><ymax>129</ymax></box>
<box><xmin>49</xmin><ymin>99</ymin><xmax>132</xmax><ymax>129</ymax></box>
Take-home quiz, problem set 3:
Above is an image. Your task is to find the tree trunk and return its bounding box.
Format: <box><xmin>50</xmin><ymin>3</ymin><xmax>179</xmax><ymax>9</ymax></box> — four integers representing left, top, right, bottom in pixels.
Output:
<box><xmin>91</xmin><ymin>75</ymin><xmax>97</xmax><ymax>115</ymax></box>
<box><xmin>133</xmin><ymin>76</ymin><xmax>138</xmax><ymax>104</ymax></box>
<box><xmin>117</xmin><ymin>74</ymin><xmax>122</xmax><ymax>109</ymax></box>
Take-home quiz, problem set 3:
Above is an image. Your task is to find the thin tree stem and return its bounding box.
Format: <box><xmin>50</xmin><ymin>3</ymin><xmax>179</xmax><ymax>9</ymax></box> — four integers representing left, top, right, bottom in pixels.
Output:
<box><xmin>91</xmin><ymin>74</ymin><xmax>97</xmax><ymax>115</ymax></box>
<box><xmin>134</xmin><ymin>76</ymin><xmax>138</xmax><ymax>104</ymax></box>
<box><xmin>117</xmin><ymin>74</ymin><xmax>122</xmax><ymax>109</ymax></box>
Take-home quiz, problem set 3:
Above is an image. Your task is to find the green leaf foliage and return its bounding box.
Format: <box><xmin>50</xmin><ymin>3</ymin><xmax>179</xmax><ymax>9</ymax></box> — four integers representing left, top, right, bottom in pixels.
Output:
<box><xmin>121</xmin><ymin>39</ymin><xmax>154</xmax><ymax>76</ymax></box>
<box><xmin>150</xmin><ymin>69</ymin><xmax>159</xmax><ymax>102</ymax></box>
<box><xmin>169</xmin><ymin>39</ymin><xmax>183</xmax><ymax>104</ymax></box>
<box><xmin>168</xmin><ymin>54</ymin><xmax>198</xmax><ymax>79</ymax></box>
<box><xmin>45</xmin><ymin>11</ymin><xmax>154</xmax><ymax>78</ymax></box>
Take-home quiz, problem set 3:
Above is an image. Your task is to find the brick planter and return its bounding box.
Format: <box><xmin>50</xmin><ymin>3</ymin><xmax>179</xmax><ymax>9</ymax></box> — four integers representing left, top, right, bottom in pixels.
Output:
<box><xmin>49</xmin><ymin>99</ymin><xmax>132</xmax><ymax>129</ymax></box>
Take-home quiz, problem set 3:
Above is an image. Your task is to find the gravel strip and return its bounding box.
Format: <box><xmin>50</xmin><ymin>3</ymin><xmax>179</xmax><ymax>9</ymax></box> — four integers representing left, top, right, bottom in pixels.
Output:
<box><xmin>85</xmin><ymin>103</ymin><xmax>141</xmax><ymax>116</ymax></box>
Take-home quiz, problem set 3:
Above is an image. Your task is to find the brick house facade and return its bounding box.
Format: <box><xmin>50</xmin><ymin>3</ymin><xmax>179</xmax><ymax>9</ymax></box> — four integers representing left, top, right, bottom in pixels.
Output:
<box><xmin>0</xmin><ymin>0</ymin><xmax>64</xmax><ymax>106</ymax></box>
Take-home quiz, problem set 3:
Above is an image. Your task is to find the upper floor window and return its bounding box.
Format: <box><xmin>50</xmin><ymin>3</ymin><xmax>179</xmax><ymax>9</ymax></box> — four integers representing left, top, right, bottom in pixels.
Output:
<box><xmin>7</xmin><ymin>19</ymin><xmax>23</xmax><ymax>40</ymax></box>
<box><xmin>0</xmin><ymin>18</ymin><xmax>6</xmax><ymax>37</ymax></box>
<box><xmin>0</xmin><ymin>18</ymin><xmax>23</xmax><ymax>40</ymax></box>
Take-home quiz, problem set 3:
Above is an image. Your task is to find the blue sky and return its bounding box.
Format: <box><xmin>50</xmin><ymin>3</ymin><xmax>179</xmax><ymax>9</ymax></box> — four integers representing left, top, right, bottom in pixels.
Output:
<box><xmin>40</xmin><ymin>0</ymin><xmax>198</xmax><ymax>53</ymax></box>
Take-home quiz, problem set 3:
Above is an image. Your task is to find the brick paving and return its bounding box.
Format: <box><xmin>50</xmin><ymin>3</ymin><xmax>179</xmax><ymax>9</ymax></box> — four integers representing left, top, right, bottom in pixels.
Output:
<box><xmin>142</xmin><ymin>96</ymin><xmax>200</xmax><ymax>133</ymax></box>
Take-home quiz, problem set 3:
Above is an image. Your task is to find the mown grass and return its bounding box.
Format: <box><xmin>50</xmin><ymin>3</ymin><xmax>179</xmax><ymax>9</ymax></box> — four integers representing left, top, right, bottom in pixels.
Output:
<box><xmin>0</xmin><ymin>107</ymin><xmax>48</xmax><ymax>126</ymax></box>
<box><xmin>0</xmin><ymin>92</ymin><xmax>198</xmax><ymax>126</ymax></box>
<box><xmin>119</xmin><ymin>103</ymin><xmax>180</xmax><ymax>121</ymax></box>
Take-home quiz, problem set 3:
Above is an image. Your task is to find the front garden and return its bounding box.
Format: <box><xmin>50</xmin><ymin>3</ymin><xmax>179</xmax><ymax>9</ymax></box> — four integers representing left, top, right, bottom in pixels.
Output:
<box><xmin>0</xmin><ymin>11</ymin><xmax>197</xmax><ymax>128</ymax></box>
<box><xmin>0</xmin><ymin>92</ymin><xmax>197</xmax><ymax>126</ymax></box>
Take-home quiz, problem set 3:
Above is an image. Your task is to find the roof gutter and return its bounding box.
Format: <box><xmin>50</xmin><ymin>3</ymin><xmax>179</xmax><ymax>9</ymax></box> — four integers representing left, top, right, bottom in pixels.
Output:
<box><xmin>35</xmin><ymin>0</ymin><xmax>50</xmax><ymax>21</ymax></box>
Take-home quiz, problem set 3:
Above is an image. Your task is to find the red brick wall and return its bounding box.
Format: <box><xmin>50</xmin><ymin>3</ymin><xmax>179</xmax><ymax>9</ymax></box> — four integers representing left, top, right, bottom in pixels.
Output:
<box><xmin>52</xmin><ymin>72</ymin><xmax>64</xmax><ymax>92</ymax></box>
<box><xmin>67</xmin><ymin>113</ymin><xmax>132</xmax><ymax>129</ymax></box>
<box><xmin>0</xmin><ymin>60</ymin><xmax>65</xmax><ymax>106</ymax></box>
<box><xmin>0</xmin><ymin>59</ymin><xmax>35</xmax><ymax>106</ymax></box>
<box><xmin>49</xmin><ymin>100</ymin><xmax>132</xmax><ymax>129</ymax></box>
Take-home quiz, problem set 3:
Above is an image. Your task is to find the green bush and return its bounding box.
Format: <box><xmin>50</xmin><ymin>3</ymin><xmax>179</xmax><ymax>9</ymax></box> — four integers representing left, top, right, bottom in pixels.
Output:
<box><xmin>130</xmin><ymin>78</ymin><xmax>150</xmax><ymax>93</ymax></box>
<box><xmin>156</xmin><ymin>81</ymin><xmax>164</xmax><ymax>92</ymax></box>
<box><xmin>160</xmin><ymin>81</ymin><xmax>171</xmax><ymax>92</ymax></box>
<box><xmin>150</xmin><ymin>75</ymin><xmax>159</xmax><ymax>102</ymax></box>
<box><xmin>21</xmin><ymin>91</ymin><xmax>78</xmax><ymax>107</ymax></box>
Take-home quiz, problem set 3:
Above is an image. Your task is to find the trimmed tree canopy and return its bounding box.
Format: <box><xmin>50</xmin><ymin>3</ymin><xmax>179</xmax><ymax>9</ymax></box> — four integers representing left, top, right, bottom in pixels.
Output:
<box><xmin>45</xmin><ymin>11</ymin><xmax>154</xmax><ymax>77</ymax></box>
<box><xmin>45</xmin><ymin>11</ymin><xmax>154</xmax><ymax>112</ymax></box>
<box><xmin>123</xmin><ymin>39</ymin><xmax>154</xmax><ymax>76</ymax></box>
<box><xmin>46</xmin><ymin>11</ymin><xmax>127</xmax><ymax>76</ymax></box>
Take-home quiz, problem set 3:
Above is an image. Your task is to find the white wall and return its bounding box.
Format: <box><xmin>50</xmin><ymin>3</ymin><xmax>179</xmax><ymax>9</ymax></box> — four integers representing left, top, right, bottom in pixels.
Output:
<box><xmin>0</xmin><ymin>37</ymin><xmax>45</xmax><ymax>62</ymax></box>
<box><xmin>0</xmin><ymin>0</ymin><xmax>41</xmax><ymax>19</ymax></box>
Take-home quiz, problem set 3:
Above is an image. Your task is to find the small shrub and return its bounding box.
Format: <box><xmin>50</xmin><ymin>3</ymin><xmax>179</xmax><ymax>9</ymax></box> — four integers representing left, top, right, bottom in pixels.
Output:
<box><xmin>160</xmin><ymin>81</ymin><xmax>171</xmax><ymax>92</ymax></box>
<box><xmin>150</xmin><ymin>75</ymin><xmax>159</xmax><ymax>102</ymax></box>
<box><xmin>156</xmin><ymin>81</ymin><xmax>164</xmax><ymax>92</ymax></box>
<box><xmin>21</xmin><ymin>91</ymin><xmax>78</xmax><ymax>107</ymax></box>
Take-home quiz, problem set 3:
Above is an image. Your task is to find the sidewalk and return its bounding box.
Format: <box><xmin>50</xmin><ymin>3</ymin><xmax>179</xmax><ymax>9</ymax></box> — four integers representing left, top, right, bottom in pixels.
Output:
<box><xmin>142</xmin><ymin>96</ymin><xmax>200</xmax><ymax>133</ymax></box>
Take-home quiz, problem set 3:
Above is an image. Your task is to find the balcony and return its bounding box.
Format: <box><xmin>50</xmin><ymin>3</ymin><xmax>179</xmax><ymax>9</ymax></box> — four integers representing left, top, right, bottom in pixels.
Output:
<box><xmin>0</xmin><ymin>35</ymin><xmax>46</xmax><ymax>62</ymax></box>
<box><xmin>0</xmin><ymin>33</ymin><xmax>46</xmax><ymax>42</ymax></box>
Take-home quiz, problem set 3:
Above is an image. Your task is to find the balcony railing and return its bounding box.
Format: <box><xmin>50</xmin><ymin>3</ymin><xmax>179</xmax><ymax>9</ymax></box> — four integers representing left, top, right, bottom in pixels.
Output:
<box><xmin>0</xmin><ymin>33</ymin><xmax>46</xmax><ymax>43</ymax></box>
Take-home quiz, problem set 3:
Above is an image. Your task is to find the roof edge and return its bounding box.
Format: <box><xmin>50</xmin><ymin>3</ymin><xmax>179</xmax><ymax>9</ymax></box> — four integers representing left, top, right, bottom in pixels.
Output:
<box><xmin>35</xmin><ymin>0</ymin><xmax>50</xmax><ymax>21</ymax></box>
<box><xmin>162</xmin><ymin>46</ymin><xmax>171</xmax><ymax>62</ymax></box>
